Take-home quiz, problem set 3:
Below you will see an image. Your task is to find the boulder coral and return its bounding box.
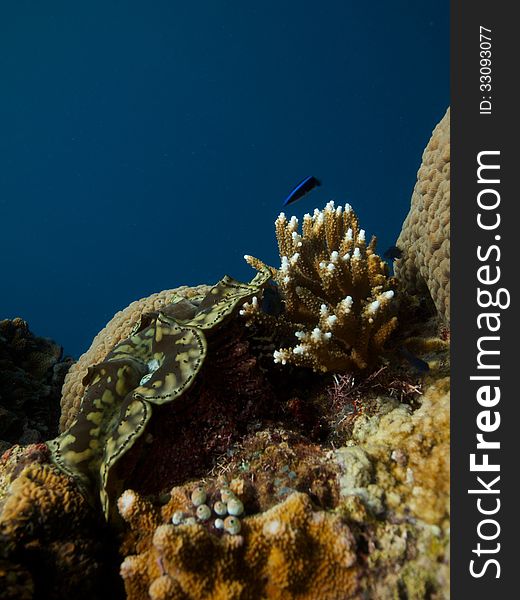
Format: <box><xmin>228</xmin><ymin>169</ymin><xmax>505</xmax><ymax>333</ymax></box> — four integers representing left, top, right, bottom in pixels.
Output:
<box><xmin>243</xmin><ymin>201</ymin><xmax>398</xmax><ymax>372</ymax></box>
<box><xmin>118</xmin><ymin>489</ymin><xmax>360</xmax><ymax>600</ymax></box>
<box><xmin>395</xmin><ymin>108</ymin><xmax>450</xmax><ymax>322</ymax></box>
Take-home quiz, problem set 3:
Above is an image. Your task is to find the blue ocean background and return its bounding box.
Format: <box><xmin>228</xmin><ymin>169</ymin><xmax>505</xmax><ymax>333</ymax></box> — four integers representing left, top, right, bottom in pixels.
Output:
<box><xmin>0</xmin><ymin>1</ymin><xmax>449</xmax><ymax>359</ymax></box>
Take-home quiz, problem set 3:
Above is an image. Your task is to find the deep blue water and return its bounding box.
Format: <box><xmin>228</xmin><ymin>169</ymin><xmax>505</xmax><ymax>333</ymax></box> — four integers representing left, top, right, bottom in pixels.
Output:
<box><xmin>0</xmin><ymin>1</ymin><xmax>449</xmax><ymax>359</ymax></box>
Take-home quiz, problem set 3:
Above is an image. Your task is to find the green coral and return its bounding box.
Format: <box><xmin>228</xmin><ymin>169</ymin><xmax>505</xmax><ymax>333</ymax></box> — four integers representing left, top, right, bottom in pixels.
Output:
<box><xmin>47</xmin><ymin>268</ymin><xmax>271</xmax><ymax>520</ymax></box>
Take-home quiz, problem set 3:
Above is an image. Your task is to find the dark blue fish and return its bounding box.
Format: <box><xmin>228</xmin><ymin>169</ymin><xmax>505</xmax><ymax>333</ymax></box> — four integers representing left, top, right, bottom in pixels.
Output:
<box><xmin>383</xmin><ymin>245</ymin><xmax>403</xmax><ymax>260</ymax></box>
<box><xmin>261</xmin><ymin>281</ymin><xmax>284</xmax><ymax>316</ymax></box>
<box><xmin>283</xmin><ymin>176</ymin><xmax>321</xmax><ymax>206</ymax></box>
<box><xmin>399</xmin><ymin>347</ymin><xmax>430</xmax><ymax>373</ymax></box>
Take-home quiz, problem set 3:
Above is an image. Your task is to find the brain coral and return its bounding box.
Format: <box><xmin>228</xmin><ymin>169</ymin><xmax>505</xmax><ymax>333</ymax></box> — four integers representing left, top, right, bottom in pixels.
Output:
<box><xmin>395</xmin><ymin>108</ymin><xmax>450</xmax><ymax>321</ymax></box>
<box><xmin>59</xmin><ymin>284</ymin><xmax>211</xmax><ymax>431</ymax></box>
<box><xmin>119</xmin><ymin>489</ymin><xmax>360</xmax><ymax>600</ymax></box>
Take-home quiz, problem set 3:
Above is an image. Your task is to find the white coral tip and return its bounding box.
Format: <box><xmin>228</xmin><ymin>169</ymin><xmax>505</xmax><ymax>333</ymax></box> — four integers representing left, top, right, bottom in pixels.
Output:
<box><xmin>311</xmin><ymin>327</ymin><xmax>322</xmax><ymax>342</ymax></box>
<box><xmin>326</xmin><ymin>315</ymin><xmax>337</xmax><ymax>327</ymax></box>
<box><xmin>289</xmin><ymin>215</ymin><xmax>299</xmax><ymax>230</ymax></box>
<box><xmin>320</xmin><ymin>304</ymin><xmax>329</xmax><ymax>316</ymax></box>
<box><xmin>118</xmin><ymin>490</ymin><xmax>137</xmax><ymax>518</ymax></box>
<box><xmin>383</xmin><ymin>290</ymin><xmax>395</xmax><ymax>299</ymax></box>
<box><xmin>290</xmin><ymin>252</ymin><xmax>300</xmax><ymax>265</ymax></box>
<box><xmin>327</xmin><ymin>263</ymin><xmax>335</xmax><ymax>272</ymax></box>
<box><xmin>358</xmin><ymin>229</ymin><xmax>366</xmax><ymax>242</ymax></box>
<box><xmin>353</xmin><ymin>247</ymin><xmax>361</xmax><ymax>259</ymax></box>
<box><xmin>341</xmin><ymin>296</ymin><xmax>353</xmax><ymax>311</ymax></box>
<box><xmin>293</xmin><ymin>344</ymin><xmax>306</xmax><ymax>355</ymax></box>
<box><xmin>368</xmin><ymin>300</ymin><xmax>380</xmax><ymax>314</ymax></box>
<box><xmin>273</xmin><ymin>350</ymin><xmax>283</xmax><ymax>363</ymax></box>
<box><xmin>330</xmin><ymin>250</ymin><xmax>339</xmax><ymax>262</ymax></box>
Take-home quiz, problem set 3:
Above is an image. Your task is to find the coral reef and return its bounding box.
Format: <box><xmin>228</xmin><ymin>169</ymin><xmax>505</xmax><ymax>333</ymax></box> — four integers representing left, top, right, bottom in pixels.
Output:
<box><xmin>243</xmin><ymin>201</ymin><xmax>398</xmax><ymax>372</ymax></box>
<box><xmin>48</xmin><ymin>269</ymin><xmax>271</xmax><ymax>520</ymax></box>
<box><xmin>0</xmin><ymin>318</ymin><xmax>73</xmax><ymax>454</ymax></box>
<box><xmin>0</xmin><ymin>110</ymin><xmax>450</xmax><ymax>599</ymax></box>
<box><xmin>119</xmin><ymin>489</ymin><xmax>360</xmax><ymax>600</ymax></box>
<box><xmin>0</xmin><ymin>444</ymin><xmax>122</xmax><ymax>600</ymax></box>
<box><xmin>59</xmin><ymin>284</ymin><xmax>212</xmax><ymax>432</ymax></box>
<box><xmin>115</xmin><ymin>337</ymin><xmax>448</xmax><ymax>599</ymax></box>
<box><xmin>395</xmin><ymin>108</ymin><xmax>450</xmax><ymax>322</ymax></box>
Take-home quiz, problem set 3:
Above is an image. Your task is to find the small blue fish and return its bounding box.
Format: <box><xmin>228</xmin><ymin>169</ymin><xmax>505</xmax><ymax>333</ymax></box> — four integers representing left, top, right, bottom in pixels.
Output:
<box><xmin>283</xmin><ymin>176</ymin><xmax>321</xmax><ymax>206</ymax></box>
<box><xmin>261</xmin><ymin>282</ymin><xmax>284</xmax><ymax>316</ymax></box>
<box><xmin>383</xmin><ymin>245</ymin><xmax>403</xmax><ymax>260</ymax></box>
<box><xmin>399</xmin><ymin>347</ymin><xmax>430</xmax><ymax>373</ymax></box>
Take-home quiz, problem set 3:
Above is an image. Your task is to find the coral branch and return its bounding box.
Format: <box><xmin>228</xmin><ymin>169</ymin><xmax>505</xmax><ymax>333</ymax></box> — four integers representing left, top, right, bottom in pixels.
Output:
<box><xmin>244</xmin><ymin>201</ymin><xmax>398</xmax><ymax>372</ymax></box>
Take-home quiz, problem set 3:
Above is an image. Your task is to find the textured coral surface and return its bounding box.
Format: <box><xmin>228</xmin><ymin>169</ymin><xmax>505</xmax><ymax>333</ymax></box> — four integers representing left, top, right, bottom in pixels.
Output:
<box><xmin>396</xmin><ymin>108</ymin><xmax>450</xmax><ymax>321</ymax></box>
<box><xmin>0</xmin><ymin>444</ymin><xmax>122</xmax><ymax>599</ymax></box>
<box><xmin>345</xmin><ymin>375</ymin><xmax>450</xmax><ymax>526</ymax></box>
<box><xmin>119</xmin><ymin>489</ymin><xmax>360</xmax><ymax>600</ymax></box>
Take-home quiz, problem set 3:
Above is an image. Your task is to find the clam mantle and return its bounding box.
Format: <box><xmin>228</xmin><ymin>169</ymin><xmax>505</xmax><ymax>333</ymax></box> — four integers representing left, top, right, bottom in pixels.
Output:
<box><xmin>48</xmin><ymin>267</ymin><xmax>270</xmax><ymax>520</ymax></box>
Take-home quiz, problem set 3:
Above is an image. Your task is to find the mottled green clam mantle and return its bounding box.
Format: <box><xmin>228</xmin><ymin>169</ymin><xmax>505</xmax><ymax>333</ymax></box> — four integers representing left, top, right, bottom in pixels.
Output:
<box><xmin>48</xmin><ymin>269</ymin><xmax>270</xmax><ymax>520</ymax></box>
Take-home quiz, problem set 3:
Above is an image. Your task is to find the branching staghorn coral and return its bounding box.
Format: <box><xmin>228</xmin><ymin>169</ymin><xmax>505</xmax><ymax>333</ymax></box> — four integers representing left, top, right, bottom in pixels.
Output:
<box><xmin>243</xmin><ymin>201</ymin><xmax>398</xmax><ymax>372</ymax></box>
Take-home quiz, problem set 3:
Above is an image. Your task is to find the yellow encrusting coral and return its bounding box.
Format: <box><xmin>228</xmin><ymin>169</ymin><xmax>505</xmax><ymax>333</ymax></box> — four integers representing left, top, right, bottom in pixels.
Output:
<box><xmin>119</xmin><ymin>490</ymin><xmax>360</xmax><ymax>600</ymax></box>
<box><xmin>243</xmin><ymin>201</ymin><xmax>398</xmax><ymax>371</ymax></box>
